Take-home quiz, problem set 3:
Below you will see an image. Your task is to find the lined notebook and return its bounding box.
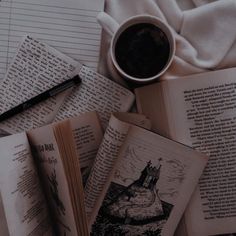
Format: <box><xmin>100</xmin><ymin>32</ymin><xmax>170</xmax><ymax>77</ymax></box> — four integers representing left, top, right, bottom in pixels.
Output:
<box><xmin>0</xmin><ymin>0</ymin><xmax>104</xmax><ymax>80</ymax></box>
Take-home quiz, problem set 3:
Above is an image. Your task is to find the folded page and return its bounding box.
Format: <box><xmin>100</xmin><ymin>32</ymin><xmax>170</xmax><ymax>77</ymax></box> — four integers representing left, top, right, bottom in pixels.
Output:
<box><xmin>84</xmin><ymin>113</ymin><xmax>152</xmax><ymax>223</ymax></box>
<box><xmin>84</xmin><ymin>115</ymin><xmax>131</xmax><ymax>223</ymax></box>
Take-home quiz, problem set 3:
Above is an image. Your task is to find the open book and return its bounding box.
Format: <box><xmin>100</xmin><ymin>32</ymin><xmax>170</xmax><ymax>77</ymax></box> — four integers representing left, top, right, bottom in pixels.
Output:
<box><xmin>0</xmin><ymin>111</ymin><xmax>104</xmax><ymax>236</ymax></box>
<box><xmin>135</xmin><ymin>68</ymin><xmax>236</xmax><ymax>236</ymax></box>
<box><xmin>84</xmin><ymin>115</ymin><xmax>208</xmax><ymax>235</ymax></box>
<box><xmin>0</xmin><ymin>36</ymin><xmax>135</xmax><ymax>134</ymax></box>
<box><xmin>0</xmin><ymin>111</ymin><xmax>152</xmax><ymax>236</ymax></box>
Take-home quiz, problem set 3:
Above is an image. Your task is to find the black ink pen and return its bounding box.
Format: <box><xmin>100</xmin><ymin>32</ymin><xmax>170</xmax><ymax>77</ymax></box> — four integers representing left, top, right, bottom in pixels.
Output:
<box><xmin>0</xmin><ymin>75</ymin><xmax>81</xmax><ymax>122</ymax></box>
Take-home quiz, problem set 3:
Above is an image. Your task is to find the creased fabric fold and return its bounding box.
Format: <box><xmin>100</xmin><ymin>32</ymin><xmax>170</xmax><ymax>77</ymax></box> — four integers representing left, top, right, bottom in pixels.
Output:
<box><xmin>99</xmin><ymin>0</ymin><xmax>236</xmax><ymax>80</ymax></box>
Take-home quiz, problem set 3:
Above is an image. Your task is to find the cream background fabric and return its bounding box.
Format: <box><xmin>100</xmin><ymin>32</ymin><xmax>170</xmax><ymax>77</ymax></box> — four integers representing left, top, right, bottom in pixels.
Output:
<box><xmin>98</xmin><ymin>0</ymin><xmax>236</xmax><ymax>81</ymax></box>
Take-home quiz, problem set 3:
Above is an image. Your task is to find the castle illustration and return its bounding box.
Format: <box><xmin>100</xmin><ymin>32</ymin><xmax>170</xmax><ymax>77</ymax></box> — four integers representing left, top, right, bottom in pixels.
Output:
<box><xmin>137</xmin><ymin>160</ymin><xmax>162</xmax><ymax>190</ymax></box>
<box><xmin>91</xmin><ymin>158</ymin><xmax>174</xmax><ymax>235</ymax></box>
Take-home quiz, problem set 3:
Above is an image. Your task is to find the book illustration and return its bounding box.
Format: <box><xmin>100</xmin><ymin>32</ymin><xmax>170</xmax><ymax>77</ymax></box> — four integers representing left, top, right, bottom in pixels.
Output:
<box><xmin>115</xmin><ymin>145</ymin><xmax>187</xmax><ymax>204</ymax></box>
<box><xmin>31</xmin><ymin>144</ymin><xmax>67</xmax><ymax>218</ymax></box>
<box><xmin>47</xmin><ymin>168</ymin><xmax>72</xmax><ymax>235</ymax></box>
<box><xmin>47</xmin><ymin>168</ymin><xmax>66</xmax><ymax>217</ymax></box>
<box><xmin>91</xmin><ymin>160</ymin><xmax>173</xmax><ymax>236</ymax></box>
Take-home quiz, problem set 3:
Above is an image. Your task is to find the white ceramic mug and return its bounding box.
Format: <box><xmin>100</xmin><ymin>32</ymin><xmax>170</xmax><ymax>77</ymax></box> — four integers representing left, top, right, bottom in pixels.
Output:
<box><xmin>97</xmin><ymin>12</ymin><xmax>175</xmax><ymax>84</ymax></box>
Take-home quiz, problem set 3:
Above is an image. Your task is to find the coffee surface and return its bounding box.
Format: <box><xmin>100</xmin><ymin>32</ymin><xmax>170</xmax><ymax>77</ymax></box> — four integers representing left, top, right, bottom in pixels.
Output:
<box><xmin>115</xmin><ymin>23</ymin><xmax>170</xmax><ymax>79</ymax></box>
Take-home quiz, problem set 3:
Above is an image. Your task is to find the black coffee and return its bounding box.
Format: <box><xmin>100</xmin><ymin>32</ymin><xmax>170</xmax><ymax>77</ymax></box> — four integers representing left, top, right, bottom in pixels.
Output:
<box><xmin>115</xmin><ymin>23</ymin><xmax>170</xmax><ymax>79</ymax></box>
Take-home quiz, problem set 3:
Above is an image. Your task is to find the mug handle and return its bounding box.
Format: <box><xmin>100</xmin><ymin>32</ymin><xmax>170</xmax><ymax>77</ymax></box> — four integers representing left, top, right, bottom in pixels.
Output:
<box><xmin>97</xmin><ymin>12</ymin><xmax>119</xmax><ymax>37</ymax></box>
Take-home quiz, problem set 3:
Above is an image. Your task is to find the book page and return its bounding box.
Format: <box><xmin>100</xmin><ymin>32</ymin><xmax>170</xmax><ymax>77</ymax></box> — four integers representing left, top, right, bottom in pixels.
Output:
<box><xmin>135</xmin><ymin>82</ymin><xmax>171</xmax><ymax>137</ymax></box>
<box><xmin>67</xmin><ymin>112</ymin><xmax>104</xmax><ymax>184</ymax></box>
<box><xmin>54</xmin><ymin>65</ymin><xmax>135</xmax><ymax>128</ymax></box>
<box><xmin>90</xmin><ymin>126</ymin><xmax>208</xmax><ymax>236</ymax></box>
<box><xmin>0</xmin><ymin>132</ymin><xmax>53</xmax><ymax>236</ymax></box>
<box><xmin>84</xmin><ymin>115</ymin><xmax>131</xmax><ymax>224</ymax></box>
<box><xmin>27</xmin><ymin>124</ymin><xmax>79</xmax><ymax>235</ymax></box>
<box><xmin>0</xmin><ymin>0</ymin><xmax>104</xmax><ymax>79</ymax></box>
<box><xmin>84</xmin><ymin>113</ymin><xmax>153</xmax><ymax>225</ymax></box>
<box><xmin>160</xmin><ymin>68</ymin><xmax>236</xmax><ymax>235</ymax></box>
<box><xmin>0</xmin><ymin>35</ymin><xmax>80</xmax><ymax>134</ymax></box>
<box><xmin>113</xmin><ymin>112</ymin><xmax>152</xmax><ymax>130</ymax></box>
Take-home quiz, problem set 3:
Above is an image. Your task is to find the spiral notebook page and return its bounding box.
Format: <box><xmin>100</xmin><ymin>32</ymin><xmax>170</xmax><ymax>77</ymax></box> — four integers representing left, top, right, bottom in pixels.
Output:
<box><xmin>0</xmin><ymin>0</ymin><xmax>104</xmax><ymax>80</ymax></box>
